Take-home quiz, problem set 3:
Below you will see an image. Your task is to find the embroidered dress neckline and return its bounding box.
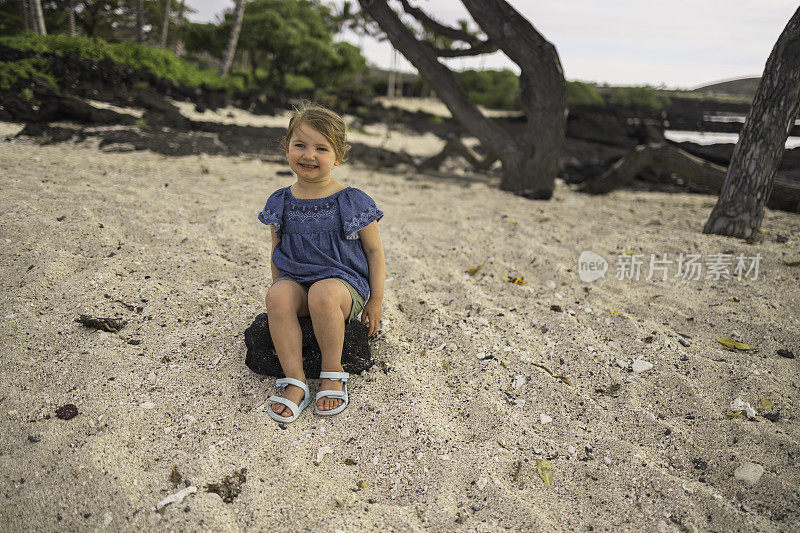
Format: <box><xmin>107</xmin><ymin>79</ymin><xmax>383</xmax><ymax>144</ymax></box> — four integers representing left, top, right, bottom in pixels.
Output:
<box><xmin>287</xmin><ymin>185</ymin><xmax>350</xmax><ymax>201</ymax></box>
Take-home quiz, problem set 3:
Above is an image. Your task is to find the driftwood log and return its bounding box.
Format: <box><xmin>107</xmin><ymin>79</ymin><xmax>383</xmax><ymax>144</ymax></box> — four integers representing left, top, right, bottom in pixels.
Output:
<box><xmin>579</xmin><ymin>143</ymin><xmax>800</xmax><ymax>213</ymax></box>
<box><xmin>416</xmin><ymin>136</ymin><xmax>498</xmax><ymax>172</ymax></box>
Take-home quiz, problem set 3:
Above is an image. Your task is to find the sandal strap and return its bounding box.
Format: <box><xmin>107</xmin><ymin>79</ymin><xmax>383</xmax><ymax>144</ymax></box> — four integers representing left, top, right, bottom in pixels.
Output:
<box><xmin>319</xmin><ymin>371</ymin><xmax>349</xmax><ymax>382</ymax></box>
<box><xmin>315</xmin><ymin>389</ymin><xmax>347</xmax><ymax>401</ymax></box>
<box><xmin>268</xmin><ymin>395</ymin><xmax>300</xmax><ymax>416</ymax></box>
<box><xmin>275</xmin><ymin>377</ymin><xmax>310</xmax><ymax>397</ymax></box>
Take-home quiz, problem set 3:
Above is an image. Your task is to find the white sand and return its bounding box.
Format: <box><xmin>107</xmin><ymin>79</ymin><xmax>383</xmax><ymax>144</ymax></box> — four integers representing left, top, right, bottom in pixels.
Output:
<box><xmin>1</xmin><ymin>118</ymin><xmax>799</xmax><ymax>531</ymax></box>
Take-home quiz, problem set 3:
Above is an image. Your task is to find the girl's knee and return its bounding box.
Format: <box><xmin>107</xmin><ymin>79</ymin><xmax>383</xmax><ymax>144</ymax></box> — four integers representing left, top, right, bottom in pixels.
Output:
<box><xmin>266</xmin><ymin>282</ymin><xmax>302</xmax><ymax>313</ymax></box>
<box><xmin>307</xmin><ymin>280</ymin><xmax>344</xmax><ymax>311</ymax></box>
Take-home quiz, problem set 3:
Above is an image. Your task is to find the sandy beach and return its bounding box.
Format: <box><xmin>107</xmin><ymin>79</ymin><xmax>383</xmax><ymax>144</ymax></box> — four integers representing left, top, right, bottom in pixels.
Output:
<box><xmin>1</xmin><ymin>114</ymin><xmax>799</xmax><ymax>531</ymax></box>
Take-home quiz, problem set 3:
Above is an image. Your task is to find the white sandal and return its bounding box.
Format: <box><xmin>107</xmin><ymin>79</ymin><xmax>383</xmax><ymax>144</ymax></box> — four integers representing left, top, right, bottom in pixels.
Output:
<box><xmin>267</xmin><ymin>377</ymin><xmax>311</xmax><ymax>423</ymax></box>
<box><xmin>314</xmin><ymin>371</ymin><xmax>349</xmax><ymax>416</ymax></box>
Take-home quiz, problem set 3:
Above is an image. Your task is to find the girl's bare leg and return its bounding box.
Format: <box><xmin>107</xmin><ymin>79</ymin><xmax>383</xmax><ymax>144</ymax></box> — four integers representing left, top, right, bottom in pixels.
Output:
<box><xmin>265</xmin><ymin>279</ymin><xmax>310</xmax><ymax>417</ymax></box>
<box><xmin>307</xmin><ymin>279</ymin><xmax>353</xmax><ymax>412</ymax></box>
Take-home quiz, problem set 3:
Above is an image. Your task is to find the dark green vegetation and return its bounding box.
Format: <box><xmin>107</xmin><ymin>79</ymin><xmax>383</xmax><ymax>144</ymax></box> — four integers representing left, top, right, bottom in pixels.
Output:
<box><xmin>0</xmin><ymin>0</ymin><xmax>366</xmax><ymax>96</ymax></box>
<box><xmin>456</xmin><ymin>69</ymin><xmax>519</xmax><ymax>109</ymax></box>
<box><xmin>1</xmin><ymin>33</ymin><xmax>234</xmax><ymax>90</ymax></box>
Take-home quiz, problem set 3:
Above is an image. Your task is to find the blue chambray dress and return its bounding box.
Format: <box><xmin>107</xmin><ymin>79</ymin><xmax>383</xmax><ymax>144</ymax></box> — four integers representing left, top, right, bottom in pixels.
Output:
<box><xmin>258</xmin><ymin>186</ymin><xmax>383</xmax><ymax>302</ymax></box>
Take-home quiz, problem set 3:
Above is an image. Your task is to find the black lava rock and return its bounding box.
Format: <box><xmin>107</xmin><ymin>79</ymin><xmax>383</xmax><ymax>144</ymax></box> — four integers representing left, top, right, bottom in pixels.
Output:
<box><xmin>55</xmin><ymin>404</ymin><xmax>78</xmax><ymax>420</ymax></box>
<box><xmin>244</xmin><ymin>313</ymin><xmax>373</xmax><ymax>377</ymax></box>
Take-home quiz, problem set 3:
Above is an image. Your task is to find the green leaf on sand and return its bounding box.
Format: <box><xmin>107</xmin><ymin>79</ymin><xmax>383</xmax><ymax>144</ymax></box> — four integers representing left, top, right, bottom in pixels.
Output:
<box><xmin>716</xmin><ymin>337</ymin><xmax>756</xmax><ymax>351</ymax></box>
<box><xmin>757</xmin><ymin>398</ymin><xmax>774</xmax><ymax>412</ymax></box>
<box><xmin>536</xmin><ymin>459</ymin><xmax>554</xmax><ymax>487</ymax></box>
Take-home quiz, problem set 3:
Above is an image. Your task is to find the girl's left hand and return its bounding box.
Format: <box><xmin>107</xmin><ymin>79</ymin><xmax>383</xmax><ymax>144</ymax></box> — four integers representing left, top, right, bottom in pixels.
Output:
<box><xmin>360</xmin><ymin>299</ymin><xmax>382</xmax><ymax>337</ymax></box>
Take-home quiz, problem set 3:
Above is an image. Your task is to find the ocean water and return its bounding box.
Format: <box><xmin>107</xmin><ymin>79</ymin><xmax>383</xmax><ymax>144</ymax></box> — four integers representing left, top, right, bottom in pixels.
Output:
<box><xmin>665</xmin><ymin>114</ymin><xmax>800</xmax><ymax>148</ymax></box>
<box><xmin>665</xmin><ymin>130</ymin><xmax>800</xmax><ymax>149</ymax></box>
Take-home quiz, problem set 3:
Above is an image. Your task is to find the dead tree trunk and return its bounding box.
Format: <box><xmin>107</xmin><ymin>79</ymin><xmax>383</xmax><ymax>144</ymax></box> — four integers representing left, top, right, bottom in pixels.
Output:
<box><xmin>358</xmin><ymin>0</ymin><xmax>566</xmax><ymax>199</ymax></box>
<box><xmin>579</xmin><ymin>143</ymin><xmax>800</xmax><ymax>213</ymax></box>
<box><xmin>219</xmin><ymin>0</ymin><xmax>246</xmax><ymax>78</ymax></box>
<box><xmin>704</xmin><ymin>7</ymin><xmax>800</xmax><ymax>238</ymax></box>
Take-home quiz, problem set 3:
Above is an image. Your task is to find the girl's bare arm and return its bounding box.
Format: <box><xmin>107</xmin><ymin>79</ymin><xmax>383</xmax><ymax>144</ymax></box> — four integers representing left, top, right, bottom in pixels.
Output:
<box><xmin>358</xmin><ymin>221</ymin><xmax>384</xmax><ymax>336</ymax></box>
<box><xmin>270</xmin><ymin>225</ymin><xmax>282</xmax><ymax>282</ymax></box>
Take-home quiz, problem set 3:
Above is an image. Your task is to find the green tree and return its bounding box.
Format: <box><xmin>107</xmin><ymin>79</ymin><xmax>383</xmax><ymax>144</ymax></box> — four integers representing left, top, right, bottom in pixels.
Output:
<box><xmin>232</xmin><ymin>0</ymin><xmax>364</xmax><ymax>90</ymax></box>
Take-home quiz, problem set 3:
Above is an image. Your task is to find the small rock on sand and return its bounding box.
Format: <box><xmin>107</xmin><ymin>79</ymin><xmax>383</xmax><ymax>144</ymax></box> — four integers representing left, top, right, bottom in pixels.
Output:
<box><xmin>632</xmin><ymin>360</ymin><xmax>654</xmax><ymax>374</ymax></box>
<box><xmin>734</xmin><ymin>463</ymin><xmax>764</xmax><ymax>485</ymax></box>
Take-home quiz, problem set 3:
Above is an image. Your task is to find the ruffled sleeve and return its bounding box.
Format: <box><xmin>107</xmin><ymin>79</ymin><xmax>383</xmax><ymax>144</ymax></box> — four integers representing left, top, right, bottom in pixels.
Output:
<box><xmin>257</xmin><ymin>187</ymin><xmax>287</xmax><ymax>237</ymax></box>
<box><xmin>337</xmin><ymin>187</ymin><xmax>384</xmax><ymax>240</ymax></box>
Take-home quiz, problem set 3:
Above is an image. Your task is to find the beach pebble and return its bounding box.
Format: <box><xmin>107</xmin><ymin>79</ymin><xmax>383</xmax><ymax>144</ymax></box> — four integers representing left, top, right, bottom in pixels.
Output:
<box><xmin>734</xmin><ymin>462</ymin><xmax>764</xmax><ymax>485</ymax></box>
<box><xmin>608</xmin><ymin>341</ymin><xmax>621</xmax><ymax>351</ymax></box>
<box><xmin>603</xmin><ymin>456</ymin><xmax>612</xmax><ymax>465</ymax></box>
<box><xmin>567</xmin><ymin>446</ymin><xmax>577</xmax><ymax>456</ymax></box>
<box><xmin>632</xmin><ymin>360</ymin><xmax>654</xmax><ymax>374</ymax></box>
<box><xmin>476</xmin><ymin>351</ymin><xmax>490</xmax><ymax>360</ymax></box>
<box><xmin>476</xmin><ymin>477</ymin><xmax>488</xmax><ymax>490</ymax></box>
<box><xmin>147</xmin><ymin>372</ymin><xmax>156</xmax><ymax>384</ymax></box>
<box><xmin>514</xmin><ymin>399</ymin><xmax>526</xmax><ymax>407</ymax></box>
<box><xmin>139</xmin><ymin>401</ymin><xmax>155</xmax><ymax>410</ymax></box>
<box><xmin>539</xmin><ymin>413</ymin><xmax>553</xmax><ymax>424</ymax></box>
<box><xmin>546</xmin><ymin>281</ymin><xmax>556</xmax><ymax>289</ymax></box>
<box><xmin>103</xmin><ymin>512</ymin><xmax>112</xmax><ymax>527</ymax></box>
<box><xmin>476</xmin><ymin>317</ymin><xmax>489</xmax><ymax>326</ymax></box>
<box><xmin>645</xmin><ymin>413</ymin><xmax>656</xmax><ymax>423</ymax></box>
<box><xmin>400</xmin><ymin>428</ymin><xmax>411</xmax><ymax>438</ymax></box>
<box><xmin>512</xmin><ymin>375</ymin><xmax>525</xmax><ymax>390</ymax></box>
<box><xmin>616</xmin><ymin>359</ymin><xmax>629</xmax><ymax>369</ymax></box>
<box><xmin>314</xmin><ymin>446</ymin><xmax>333</xmax><ymax>465</ymax></box>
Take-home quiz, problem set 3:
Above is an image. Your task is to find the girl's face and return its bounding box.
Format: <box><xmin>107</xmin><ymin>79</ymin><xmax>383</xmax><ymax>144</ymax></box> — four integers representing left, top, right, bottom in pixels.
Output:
<box><xmin>286</xmin><ymin>123</ymin><xmax>340</xmax><ymax>183</ymax></box>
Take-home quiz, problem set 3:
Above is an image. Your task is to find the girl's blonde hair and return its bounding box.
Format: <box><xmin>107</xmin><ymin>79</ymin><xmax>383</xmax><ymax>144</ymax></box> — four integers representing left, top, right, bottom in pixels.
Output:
<box><xmin>284</xmin><ymin>102</ymin><xmax>350</xmax><ymax>163</ymax></box>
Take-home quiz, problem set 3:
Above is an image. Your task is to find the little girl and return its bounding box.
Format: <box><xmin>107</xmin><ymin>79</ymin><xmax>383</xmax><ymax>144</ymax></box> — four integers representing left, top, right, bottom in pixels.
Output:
<box><xmin>258</xmin><ymin>103</ymin><xmax>385</xmax><ymax>423</ymax></box>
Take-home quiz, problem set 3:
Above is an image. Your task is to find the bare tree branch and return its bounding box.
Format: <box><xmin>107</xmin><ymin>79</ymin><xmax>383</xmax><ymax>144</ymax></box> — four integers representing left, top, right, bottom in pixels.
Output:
<box><xmin>398</xmin><ymin>0</ymin><xmax>479</xmax><ymax>45</ymax></box>
<box><xmin>433</xmin><ymin>40</ymin><xmax>498</xmax><ymax>58</ymax></box>
<box><xmin>358</xmin><ymin>0</ymin><xmax>512</xmax><ymax>157</ymax></box>
<box><xmin>579</xmin><ymin>143</ymin><xmax>800</xmax><ymax>213</ymax></box>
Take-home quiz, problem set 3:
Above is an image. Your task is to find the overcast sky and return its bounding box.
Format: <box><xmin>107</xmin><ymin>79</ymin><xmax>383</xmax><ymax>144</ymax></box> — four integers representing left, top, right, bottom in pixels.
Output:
<box><xmin>183</xmin><ymin>0</ymin><xmax>798</xmax><ymax>89</ymax></box>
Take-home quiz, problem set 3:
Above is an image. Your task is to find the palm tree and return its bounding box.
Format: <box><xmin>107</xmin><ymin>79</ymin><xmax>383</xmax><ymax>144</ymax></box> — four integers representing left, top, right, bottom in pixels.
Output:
<box><xmin>159</xmin><ymin>0</ymin><xmax>171</xmax><ymax>48</ymax></box>
<box><xmin>68</xmin><ymin>0</ymin><xmax>77</xmax><ymax>35</ymax></box>
<box><xmin>31</xmin><ymin>0</ymin><xmax>46</xmax><ymax>35</ymax></box>
<box><xmin>219</xmin><ymin>0</ymin><xmax>246</xmax><ymax>78</ymax></box>
<box><xmin>135</xmin><ymin>0</ymin><xmax>143</xmax><ymax>43</ymax></box>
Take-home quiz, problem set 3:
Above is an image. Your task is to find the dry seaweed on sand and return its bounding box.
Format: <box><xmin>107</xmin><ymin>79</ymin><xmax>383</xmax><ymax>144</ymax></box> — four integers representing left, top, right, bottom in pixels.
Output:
<box><xmin>75</xmin><ymin>314</ymin><xmax>127</xmax><ymax>333</ymax></box>
<box><xmin>205</xmin><ymin>470</ymin><xmax>246</xmax><ymax>503</ymax></box>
